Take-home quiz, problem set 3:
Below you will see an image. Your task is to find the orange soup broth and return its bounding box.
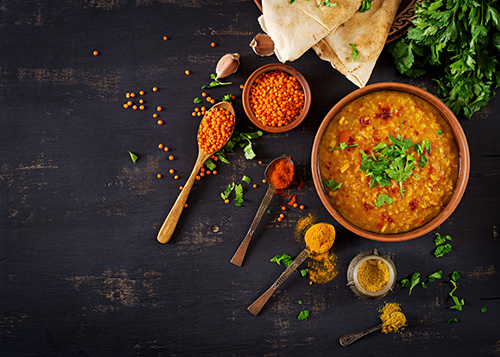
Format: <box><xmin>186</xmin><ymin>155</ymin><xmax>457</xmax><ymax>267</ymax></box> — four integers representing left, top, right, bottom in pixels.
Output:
<box><xmin>319</xmin><ymin>91</ymin><xmax>459</xmax><ymax>234</ymax></box>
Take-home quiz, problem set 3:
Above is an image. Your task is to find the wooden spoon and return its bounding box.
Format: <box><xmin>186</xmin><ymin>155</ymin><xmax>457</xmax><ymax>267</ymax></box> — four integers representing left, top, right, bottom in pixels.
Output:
<box><xmin>247</xmin><ymin>246</ymin><xmax>310</xmax><ymax>316</ymax></box>
<box><xmin>157</xmin><ymin>101</ymin><xmax>235</xmax><ymax>244</ymax></box>
<box><xmin>230</xmin><ymin>155</ymin><xmax>293</xmax><ymax>267</ymax></box>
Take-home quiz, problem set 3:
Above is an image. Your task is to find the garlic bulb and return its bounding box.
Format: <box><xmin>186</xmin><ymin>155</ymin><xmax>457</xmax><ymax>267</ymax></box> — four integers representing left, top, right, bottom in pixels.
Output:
<box><xmin>215</xmin><ymin>53</ymin><xmax>240</xmax><ymax>79</ymax></box>
<box><xmin>250</xmin><ymin>34</ymin><xmax>275</xmax><ymax>57</ymax></box>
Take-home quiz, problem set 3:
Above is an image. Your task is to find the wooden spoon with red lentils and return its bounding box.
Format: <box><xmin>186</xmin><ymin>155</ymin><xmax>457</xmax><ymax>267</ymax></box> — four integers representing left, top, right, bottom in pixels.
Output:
<box><xmin>157</xmin><ymin>101</ymin><xmax>235</xmax><ymax>244</ymax></box>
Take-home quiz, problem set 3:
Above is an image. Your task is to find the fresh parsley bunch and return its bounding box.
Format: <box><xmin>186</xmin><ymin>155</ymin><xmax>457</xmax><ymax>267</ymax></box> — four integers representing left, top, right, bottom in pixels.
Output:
<box><xmin>390</xmin><ymin>0</ymin><xmax>500</xmax><ymax>118</ymax></box>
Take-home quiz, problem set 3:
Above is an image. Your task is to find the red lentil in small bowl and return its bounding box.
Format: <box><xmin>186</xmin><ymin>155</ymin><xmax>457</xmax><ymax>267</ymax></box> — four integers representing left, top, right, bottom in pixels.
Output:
<box><xmin>311</xmin><ymin>83</ymin><xmax>470</xmax><ymax>242</ymax></box>
<box><xmin>242</xmin><ymin>64</ymin><xmax>311</xmax><ymax>133</ymax></box>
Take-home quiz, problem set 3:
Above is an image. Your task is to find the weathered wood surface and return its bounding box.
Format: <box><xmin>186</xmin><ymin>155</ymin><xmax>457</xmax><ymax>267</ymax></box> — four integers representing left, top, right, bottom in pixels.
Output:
<box><xmin>1</xmin><ymin>1</ymin><xmax>499</xmax><ymax>356</ymax></box>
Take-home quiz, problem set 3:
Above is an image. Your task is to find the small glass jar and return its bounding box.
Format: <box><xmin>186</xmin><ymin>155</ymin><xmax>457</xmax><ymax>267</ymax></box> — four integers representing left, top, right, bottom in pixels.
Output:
<box><xmin>347</xmin><ymin>249</ymin><xmax>397</xmax><ymax>300</ymax></box>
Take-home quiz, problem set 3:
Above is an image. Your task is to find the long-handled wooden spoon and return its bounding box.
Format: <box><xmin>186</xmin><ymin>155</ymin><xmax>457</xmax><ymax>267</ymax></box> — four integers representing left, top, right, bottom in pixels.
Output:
<box><xmin>157</xmin><ymin>101</ymin><xmax>235</xmax><ymax>244</ymax></box>
<box><xmin>247</xmin><ymin>246</ymin><xmax>311</xmax><ymax>316</ymax></box>
<box><xmin>230</xmin><ymin>155</ymin><xmax>293</xmax><ymax>267</ymax></box>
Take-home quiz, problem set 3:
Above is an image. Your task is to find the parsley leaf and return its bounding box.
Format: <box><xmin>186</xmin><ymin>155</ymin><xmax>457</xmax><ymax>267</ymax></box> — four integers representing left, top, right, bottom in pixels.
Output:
<box><xmin>428</xmin><ymin>270</ymin><xmax>443</xmax><ymax>282</ymax></box>
<box><xmin>437</xmin><ymin>129</ymin><xmax>443</xmax><ymax>135</ymax></box>
<box><xmin>194</xmin><ymin>97</ymin><xmax>202</xmax><ymax>104</ymax></box>
<box><xmin>328</xmin><ymin>142</ymin><xmax>358</xmax><ymax>151</ymax></box>
<box><xmin>375</xmin><ymin>194</ymin><xmax>393</xmax><ymax>208</ymax></box>
<box><xmin>234</xmin><ymin>183</ymin><xmax>244</xmax><ymax>206</ymax></box>
<box><xmin>448</xmin><ymin>318</ymin><xmax>459</xmax><ymax>323</ymax></box>
<box><xmin>202</xmin><ymin>73</ymin><xmax>232</xmax><ymax>89</ymax></box>
<box><xmin>300</xmin><ymin>269</ymin><xmax>309</xmax><ymax>277</ymax></box>
<box><xmin>242</xmin><ymin>175</ymin><xmax>252</xmax><ymax>184</ymax></box>
<box><xmin>481</xmin><ymin>306</ymin><xmax>488</xmax><ymax>313</ymax></box>
<box><xmin>204</xmin><ymin>158</ymin><xmax>216</xmax><ymax>171</ymax></box>
<box><xmin>435</xmin><ymin>232</ymin><xmax>453</xmax><ymax>246</ymax></box>
<box><xmin>401</xmin><ymin>272</ymin><xmax>421</xmax><ymax>295</ymax></box>
<box><xmin>359</xmin><ymin>0</ymin><xmax>372</xmax><ymax>12</ymax></box>
<box><xmin>434</xmin><ymin>244</ymin><xmax>452</xmax><ymax>258</ymax></box>
<box><xmin>221</xmin><ymin>183</ymin><xmax>235</xmax><ymax>200</ymax></box>
<box><xmin>349</xmin><ymin>43</ymin><xmax>359</xmax><ymax>61</ymax></box>
<box><xmin>298</xmin><ymin>300</ymin><xmax>303</xmax><ymax>305</ymax></box>
<box><xmin>318</xmin><ymin>0</ymin><xmax>336</xmax><ymax>6</ymax></box>
<box><xmin>271</xmin><ymin>254</ymin><xmax>293</xmax><ymax>267</ymax></box>
<box><xmin>298</xmin><ymin>310</ymin><xmax>310</xmax><ymax>320</ymax></box>
<box><xmin>324</xmin><ymin>179</ymin><xmax>342</xmax><ymax>191</ymax></box>
<box><xmin>222</xmin><ymin>94</ymin><xmax>233</xmax><ymax>103</ymax></box>
<box><xmin>449</xmin><ymin>272</ymin><xmax>464</xmax><ymax>311</ymax></box>
<box><xmin>128</xmin><ymin>151</ymin><xmax>138</xmax><ymax>163</ymax></box>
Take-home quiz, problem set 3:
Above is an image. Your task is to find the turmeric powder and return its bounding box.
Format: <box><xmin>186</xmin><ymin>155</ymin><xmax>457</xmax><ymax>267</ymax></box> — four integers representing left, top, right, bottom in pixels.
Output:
<box><xmin>379</xmin><ymin>302</ymin><xmax>406</xmax><ymax>333</ymax></box>
<box><xmin>308</xmin><ymin>251</ymin><xmax>338</xmax><ymax>284</ymax></box>
<box><xmin>357</xmin><ymin>259</ymin><xmax>390</xmax><ymax>292</ymax></box>
<box><xmin>304</xmin><ymin>223</ymin><xmax>335</xmax><ymax>254</ymax></box>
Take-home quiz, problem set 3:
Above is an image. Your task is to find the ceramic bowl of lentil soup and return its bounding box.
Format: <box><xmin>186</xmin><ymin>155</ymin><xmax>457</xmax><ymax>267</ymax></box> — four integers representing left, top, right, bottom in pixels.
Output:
<box><xmin>311</xmin><ymin>83</ymin><xmax>470</xmax><ymax>242</ymax></box>
<box><xmin>242</xmin><ymin>63</ymin><xmax>311</xmax><ymax>133</ymax></box>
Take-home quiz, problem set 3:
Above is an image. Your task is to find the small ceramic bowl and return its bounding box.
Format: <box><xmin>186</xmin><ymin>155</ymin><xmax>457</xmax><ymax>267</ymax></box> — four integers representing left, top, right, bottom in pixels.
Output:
<box><xmin>311</xmin><ymin>82</ymin><xmax>470</xmax><ymax>242</ymax></box>
<box><xmin>242</xmin><ymin>63</ymin><xmax>311</xmax><ymax>133</ymax></box>
<box><xmin>347</xmin><ymin>249</ymin><xmax>397</xmax><ymax>300</ymax></box>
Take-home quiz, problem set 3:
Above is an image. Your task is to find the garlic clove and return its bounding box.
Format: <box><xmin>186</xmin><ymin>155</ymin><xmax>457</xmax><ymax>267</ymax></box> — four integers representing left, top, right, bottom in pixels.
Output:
<box><xmin>215</xmin><ymin>53</ymin><xmax>240</xmax><ymax>79</ymax></box>
<box><xmin>250</xmin><ymin>34</ymin><xmax>275</xmax><ymax>57</ymax></box>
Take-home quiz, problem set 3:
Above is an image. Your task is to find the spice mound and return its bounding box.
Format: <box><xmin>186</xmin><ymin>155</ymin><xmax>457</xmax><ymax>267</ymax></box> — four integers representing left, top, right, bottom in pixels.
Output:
<box><xmin>269</xmin><ymin>159</ymin><xmax>294</xmax><ymax>189</ymax></box>
<box><xmin>357</xmin><ymin>259</ymin><xmax>390</xmax><ymax>292</ymax></box>
<box><xmin>249</xmin><ymin>70</ymin><xmax>305</xmax><ymax>127</ymax></box>
<box><xmin>304</xmin><ymin>223</ymin><xmax>335</xmax><ymax>254</ymax></box>
<box><xmin>379</xmin><ymin>302</ymin><xmax>406</xmax><ymax>334</ymax></box>
<box><xmin>197</xmin><ymin>108</ymin><xmax>235</xmax><ymax>154</ymax></box>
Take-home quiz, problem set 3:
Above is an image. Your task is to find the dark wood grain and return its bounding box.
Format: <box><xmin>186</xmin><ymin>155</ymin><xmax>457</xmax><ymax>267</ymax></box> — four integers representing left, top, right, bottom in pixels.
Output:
<box><xmin>1</xmin><ymin>1</ymin><xmax>499</xmax><ymax>356</ymax></box>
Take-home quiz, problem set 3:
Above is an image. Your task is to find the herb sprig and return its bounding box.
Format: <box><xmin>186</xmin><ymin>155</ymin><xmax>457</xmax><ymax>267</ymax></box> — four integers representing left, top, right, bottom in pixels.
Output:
<box><xmin>202</xmin><ymin>73</ymin><xmax>232</xmax><ymax>89</ymax></box>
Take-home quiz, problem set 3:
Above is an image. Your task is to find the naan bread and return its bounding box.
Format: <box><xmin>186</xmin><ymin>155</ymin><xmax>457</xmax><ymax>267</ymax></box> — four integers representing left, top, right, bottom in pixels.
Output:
<box><xmin>313</xmin><ymin>0</ymin><xmax>402</xmax><ymax>87</ymax></box>
<box><xmin>259</xmin><ymin>0</ymin><xmax>363</xmax><ymax>63</ymax></box>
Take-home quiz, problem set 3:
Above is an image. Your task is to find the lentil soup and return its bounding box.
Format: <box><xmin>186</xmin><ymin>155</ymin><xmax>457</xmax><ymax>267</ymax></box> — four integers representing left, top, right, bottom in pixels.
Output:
<box><xmin>318</xmin><ymin>91</ymin><xmax>459</xmax><ymax>234</ymax></box>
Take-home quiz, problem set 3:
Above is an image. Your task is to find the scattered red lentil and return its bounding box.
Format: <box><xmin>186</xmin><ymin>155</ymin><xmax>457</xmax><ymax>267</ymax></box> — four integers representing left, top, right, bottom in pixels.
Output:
<box><xmin>139</xmin><ymin>91</ymin><xmax>145</xmax><ymax>95</ymax></box>
<box><xmin>169</xmin><ymin>155</ymin><xmax>174</xmax><ymax>160</ymax></box>
<box><xmin>206</xmin><ymin>170</ymin><xmax>211</xmax><ymax>175</ymax></box>
<box><xmin>158</xmin><ymin>144</ymin><xmax>164</xmax><ymax>149</ymax></box>
<box><xmin>153</xmin><ymin>113</ymin><xmax>158</xmax><ymax>118</ymax></box>
<box><xmin>210</xmin><ymin>99</ymin><xmax>215</xmax><ymax>104</ymax></box>
<box><xmin>224</xmin><ymin>199</ymin><xmax>229</xmax><ymax>204</ymax></box>
<box><xmin>157</xmin><ymin>120</ymin><xmax>163</xmax><ymax>125</ymax></box>
<box><xmin>132</xmin><ymin>105</ymin><xmax>138</xmax><ymax>110</ymax></box>
<box><xmin>278</xmin><ymin>217</ymin><xmax>283</xmax><ymax>222</ymax></box>
<box><xmin>200</xmin><ymin>172</ymin><xmax>205</xmax><ymax>177</ymax></box>
<box><xmin>139</xmin><ymin>99</ymin><xmax>144</xmax><ymax>104</ymax></box>
<box><xmin>211</xmin><ymin>42</ymin><xmax>216</xmax><ymax>47</ymax></box>
<box><xmin>195</xmin><ymin>108</ymin><xmax>200</xmax><ymax>112</ymax></box>
<box><xmin>130</xmin><ymin>93</ymin><xmax>136</xmax><ymax>98</ymax></box>
<box><xmin>139</xmin><ymin>105</ymin><xmax>145</xmax><ymax>110</ymax></box>
<box><xmin>126</xmin><ymin>93</ymin><xmax>130</xmax><ymax>98</ymax></box>
<box><xmin>153</xmin><ymin>87</ymin><xmax>158</xmax><ymax>92</ymax></box>
<box><xmin>196</xmin><ymin>175</ymin><xmax>201</xmax><ymax>180</ymax></box>
<box><xmin>192</xmin><ymin>112</ymin><xmax>196</xmax><ymax>117</ymax></box>
<box><xmin>253</xmin><ymin>184</ymin><xmax>257</xmax><ymax>188</ymax></box>
<box><xmin>213</xmin><ymin>170</ymin><xmax>217</xmax><ymax>175</ymax></box>
<box><xmin>157</xmin><ymin>174</ymin><xmax>162</xmax><ymax>178</ymax></box>
<box><xmin>202</xmin><ymin>92</ymin><xmax>207</xmax><ymax>97</ymax></box>
<box><xmin>258</xmin><ymin>160</ymin><xmax>263</xmax><ymax>165</ymax></box>
<box><xmin>197</xmin><ymin>108</ymin><xmax>235</xmax><ymax>154</ymax></box>
<box><xmin>300</xmin><ymin>205</ymin><xmax>305</xmax><ymax>210</ymax></box>
<box><xmin>249</xmin><ymin>70</ymin><xmax>305</xmax><ymax>127</ymax></box>
<box><xmin>157</xmin><ymin>106</ymin><xmax>163</xmax><ymax>111</ymax></box>
<box><xmin>279</xmin><ymin>213</ymin><xmax>285</xmax><ymax>219</ymax></box>
<box><xmin>164</xmin><ymin>147</ymin><xmax>169</xmax><ymax>152</ymax></box>
<box><xmin>179</xmin><ymin>186</ymin><xmax>184</xmax><ymax>190</ymax></box>
<box><xmin>262</xmin><ymin>179</ymin><xmax>267</xmax><ymax>183</ymax></box>
<box><xmin>240</xmin><ymin>84</ymin><xmax>244</xmax><ymax>89</ymax></box>
<box><xmin>127</xmin><ymin>101</ymin><xmax>132</xmax><ymax>106</ymax></box>
<box><xmin>281</xmin><ymin>206</ymin><xmax>286</xmax><ymax>211</ymax></box>
<box><xmin>184</xmin><ymin>203</ymin><xmax>188</xmax><ymax>208</ymax></box>
<box><xmin>185</xmin><ymin>70</ymin><xmax>191</xmax><ymax>75</ymax></box>
<box><xmin>197</xmin><ymin>112</ymin><xmax>201</xmax><ymax>116</ymax></box>
<box><xmin>163</xmin><ymin>36</ymin><xmax>168</xmax><ymax>41</ymax></box>
<box><xmin>169</xmin><ymin>169</ymin><xmax>174</xmax><ymax>174</ymax></box>
<box><xmin>207</xmin><ymin>97</ymin><xmax>212</xmax><ymax>102</ymax></box>
<box><xmin>93</xmin><ymin>50</ymin><xmax>99</xmax><ymax>56</ymax></box>
<box><xmin>174</xmin><ymin>175</ymin><xmax>179</xmax><ymax>180</ymax></box>
<box><xmin>293</xmin><ymin>203</ymin><xmax>298</xmax><ymax>208</ymax></box>
<box><xmin>123</xmin><ymin>104</ymin><xmax>129</xmax><ymax>109</ymax></box>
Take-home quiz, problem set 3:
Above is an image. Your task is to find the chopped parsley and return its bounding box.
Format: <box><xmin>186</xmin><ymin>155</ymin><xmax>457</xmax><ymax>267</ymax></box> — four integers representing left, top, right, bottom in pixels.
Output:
<box><xmin>375</xmin><ymin>194</ymin><xmax>393</xmax><ymax>208</ymax></box>
<box><xmin>401</xmin><ymin>272</ymin><xmax>421</xmax><ymax>295</ymax></box>
<box><xmin>204</xmin><ymin>158</ymin><xmax>216</xmax><ymax>171</ymax></box>
<box><xmin>449</xmin><ymin>271</ymin><xmax>464</xmax><ymax>311</ymax></box>
<box><xmin>215</xmin><ymin>130</ymin><xmax>263</xmax><ymax>163</ymax></box>
<box><xmin>481</xmin><ymin>306</ymin><xmax>488</xmax><ymax>313</ymax></box>
<box><xmin>324</xmin><ymin>179</ymin><xmax>342</xmax><ymax>191</ymax></box>
<box><xmin>360</xmin><ymin>135</ymin><xmax>430</xmax><ymax>196</ymax></box>
<box><xmin>234</xmin><ymin>183</ymin><xmax>244</xmax><ymax>206</ymax></box>
<box><xmin>202</xmin><ymin>73</ymin><xmax>232</xmax><ymax>89</ymax></box>
<box><xmin>328</xmin><ymin>142</ymin><xmax>359</xmax><ymax>151</ymax></box>
<box><xmin>271</xmin><ymin>254</ymin><xmax>308</xmax><ymax>277</ymax></box>
<box><xmin>428</xmin><ymin>270</ymin><xmax>443</xmax><ymax>282</ymax></box>
<box><xmin>298</xmin><ymin>310</ymin><xmax>310</xmax><ymax>320</ymax></box>
<box><xmin>221</xmin><ymin>183</ymin><xmax>235</xmax><ymax>200</ymax></box>
<box><xmin>349</xmin><ymin>43</ymin><xmax>359</xmax><ymax>61</ymax></box>
<box><xmin>222</xmin><ymin>93</ymin><xmax>233</xmax><ymax>103</ymax></box>
<box><xmin>434</xmin><ymin>233</ymin><xmax>453</xmax><ymax>257</ymax></box>
<box><xmin>318</xmin><ymin>0</ymin><xmax>337</xmax><ymax>6</ymax></box>
<box><xmin>128</xmin><ymin>151</ymin><xmax>138</xmax><ymax>163</ymax></box>
<box><xmin>437</xmin><ymin>129</ymin><xmax>443</xmax><ymax>135</ymax></box>
<box><xmin>194</xmin><ymin>97</ymin><xmax>202</xmax><ymax>104</ymax></box>
<box><xmin>242</xmin><ymin>175</ymin><xmax>252</xmax><ymax>184</ymax></box>
<box><xmin>359</xmin><ymin>0</ymin><xmax>372</xmax><ymax>12</ymax></box>
<box><xmin>448</xmin><ymin>318</ymin><xmax>459</xmax><ymax>323</ymax></box>
<box><xmin>298</xmin><ymin>300</ymin><xmax>303</xmax><ymax>305</ymax></box>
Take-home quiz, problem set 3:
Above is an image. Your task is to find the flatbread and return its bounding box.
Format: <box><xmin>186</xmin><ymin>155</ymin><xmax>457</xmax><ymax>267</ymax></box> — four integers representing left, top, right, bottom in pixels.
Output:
<box><xmin>259</xmin><ymin>0</ymin><xmax>363</xmax><ymax>63</ymax></box>
<box><xmin>313</xmin><ymin>0</ymin><xmax>402</xmax><ymax>87</ymax></box>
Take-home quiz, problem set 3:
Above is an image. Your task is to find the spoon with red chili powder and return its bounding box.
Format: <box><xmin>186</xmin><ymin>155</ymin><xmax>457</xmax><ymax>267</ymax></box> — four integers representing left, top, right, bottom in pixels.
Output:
<box><xmin>157</xmin><ymin>101</ymin><xmax>235</xmax><ymax>244</ymax></box>
<box><xmin>230</xmin><ymin>155</ymin><xmax>294</xmax><ymax>266</ymax></box>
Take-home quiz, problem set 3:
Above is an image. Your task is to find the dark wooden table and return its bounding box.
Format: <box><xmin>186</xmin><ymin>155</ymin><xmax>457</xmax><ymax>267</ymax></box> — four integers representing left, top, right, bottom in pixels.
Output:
<box><xmin>1</xmin><ymin>1</ymin><xmax>499</xmax><ymax>356</ymax></box>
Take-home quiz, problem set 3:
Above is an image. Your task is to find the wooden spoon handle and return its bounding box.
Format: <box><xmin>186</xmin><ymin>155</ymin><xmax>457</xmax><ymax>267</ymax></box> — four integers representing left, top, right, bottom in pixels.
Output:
<box><xmin>339</xmin><ymin>323</ymin><xmax>383</xmax><ymax>347</ymax></box>
<box><xmin>157</xmin><ymin>151</ymin><xmax>208</xmax><ymax>244</ymax></box>
<box><xmin>247</xmin><ymin>247</ymin><xmax>311</xmax><ymax>316</ymax></box>
<box><xmin>230</xmin><ymin>185</ymin><xmax>276</xmax><ymax>267</ymax></box>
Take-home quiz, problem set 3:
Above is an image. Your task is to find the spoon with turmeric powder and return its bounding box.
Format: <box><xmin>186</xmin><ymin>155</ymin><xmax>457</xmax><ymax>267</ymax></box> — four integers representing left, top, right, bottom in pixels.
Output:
<box><xmin>157</xmin><ymin>101</ymin><xmax>235</xmax><ymax>244</ymax></box>
<box><xmin>230</xmin><ymin>155</ymin><xmax>294</xmax><ymax>267</ymax></box>
<box><xmin>247</xmin><ymin>223</ymin><xmax>335</xmax><ymax>315</ymax></box>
